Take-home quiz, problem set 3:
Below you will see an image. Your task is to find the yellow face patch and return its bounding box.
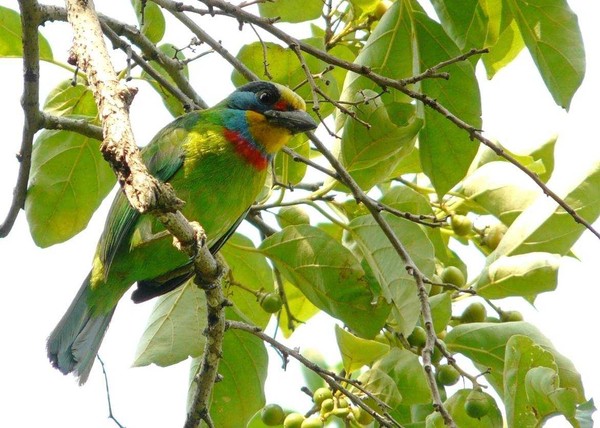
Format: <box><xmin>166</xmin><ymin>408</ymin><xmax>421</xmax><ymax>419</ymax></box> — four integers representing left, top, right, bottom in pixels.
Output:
<box><xmin>246</xmin><ymin>110</ymin><xmax>294</xmax><ymax>154</ymax></box>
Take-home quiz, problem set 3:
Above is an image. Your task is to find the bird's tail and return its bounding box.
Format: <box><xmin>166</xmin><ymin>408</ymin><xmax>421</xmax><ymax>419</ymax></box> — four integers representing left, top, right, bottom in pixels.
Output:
<box><xmin>47</xmin><ymin>272</ymin><xmax>115</xmax><ymax>385</ymax></box>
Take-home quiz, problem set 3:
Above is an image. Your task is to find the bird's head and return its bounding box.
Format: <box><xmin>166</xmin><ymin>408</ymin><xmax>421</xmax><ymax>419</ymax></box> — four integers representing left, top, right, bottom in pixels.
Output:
<box><xmin>220</xmin><ymin>81</ymin><xmax>318</xmax><ymax>156</ymax></box>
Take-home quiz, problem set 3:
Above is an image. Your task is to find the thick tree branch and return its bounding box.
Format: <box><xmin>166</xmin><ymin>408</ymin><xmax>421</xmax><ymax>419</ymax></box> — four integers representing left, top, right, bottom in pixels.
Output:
<box><xmin>0</xmin><ymin>0</ymin><xmax>43</xmax><ymax>238</ymax></box>
<box><xmin>63</xmin><ymin>5</ymin><xmax>222</xmax><ymax>428</ymax></box>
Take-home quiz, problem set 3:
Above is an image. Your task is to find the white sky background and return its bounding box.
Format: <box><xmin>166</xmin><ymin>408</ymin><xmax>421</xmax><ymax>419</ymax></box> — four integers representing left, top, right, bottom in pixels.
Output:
<box><xmin>0</xmin><ymin>0</ymin><xmax>598</xmax><ymax>427</ymax></box>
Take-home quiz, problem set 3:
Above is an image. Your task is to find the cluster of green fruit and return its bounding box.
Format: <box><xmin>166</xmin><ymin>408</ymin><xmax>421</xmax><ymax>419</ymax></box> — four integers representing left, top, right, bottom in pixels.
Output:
<box><xmin>260</xmin><ymin>388</ymin><xmax>374</xmax><ymax>427</ymax></box>
<box><xmin>434</xmin><ymin>366</ymin><xmax>493</xmax><ymax>418</ymax></box>
<box><xmin>459</xmin><ymin>301</ymin><xmax>523</xmax><ymax>324</ymax></box>
<box><xmin>450</xmin><ymin>214</ymin><xmax>508</xmax><ymax>251</ymax></box>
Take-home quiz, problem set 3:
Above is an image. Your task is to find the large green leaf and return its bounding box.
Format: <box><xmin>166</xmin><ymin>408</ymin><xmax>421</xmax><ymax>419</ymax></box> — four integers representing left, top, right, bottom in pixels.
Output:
<box><xmin>482</xmin><ymin>17</ymin><xmax>525</xmax><ymax>78</ymax></box>
<box><xmin>504</xmin><ymin>335</ymin><xmax>582</xmax><ymax>427</ymax></box>
<box><xmin>430</xmin><ymin>0</ymin><xmax>489</xmax><ymax>51</ymax></box>
<box><xmin>337</xmin><ymin>94</ymin><xmax>422</xmax><ymax>191</ymax></box>
<box><xmin>355</xmin><ymin>368</ymin><xmax>403</xmax><ymax>408</ymax></box>
<box><xmin>141</xmin><ymin>43</ymin><xmax>189</xmax><ymax>117</ymax></box>
<box><xmin>373</xmin><ymin>348</ymin><xmax>432</xmax><ymax>405</ymax></box>
<box><xmin>43</xmin><ymin>80</ymin><xmax>98</xmax><ymax>119</ymax></box>
<box><xmin>131</xmin><ymin>0</ymin><xmax>165</xmax><ymax>44</ymax></box>
<box><xmin>188</xmin><ymin>312</ymin><xmax>268</xmax><ymax>428</ymax></box>
<box><xmin>462</xmin><ymin>161</ymin><xmax>542</xmax><ymax>225</ymax></box>
<box><xmin>429</xmin><ymin>292</ymin><xmax>452</xmax><ymax>334</ymax></box>
<box><xmin>221</xmin><ymin>234</ymin><xmax>274</xmax><ymax>329</ymax></box>
<box><xmin>348</xmin><ymin>213</ymin><xmax>435</xmax><ymax>336</ymax></box>
<box><xmin>426</xmin><ymin>389</ymin><xmax>502</xmax><ymax>427</ymax></box>
<box><xmin>258</xmin><ymin>0</ymin><xmax>323</xmax><ymax>23</ymax></box>
<box><xmin>445</xmin><ymin>322</ymin><xmax>585</xmax><ymax>401</ymax></box>
<box><xmin>475</xmin><ymin>252</ymin><xmax>560</xmax><ymax>301</ymax></box>
<box><xmin>258</xmin><ymin>225</ymin><xmax>390</xmax><ymax>338</ymax></box>
<box><xmin>335</xmin><ymin>324</ymin><xmax>390</xmax><ymax>374</ymax></box>
<box><xmin>408</xmin><ymin>0</ymin><xmax>482</xmax><ymax>197</ymax></box>
<box><xmin>133</xmin><ymin>280</ymin><xmax>207</xmax><ymax>367</ymax></box>
<box><xmin>0</xmin><ymin>6</ymin><xmax>53</xmax><ymax>60</ymax></box>
<box><xmin>506</xmin><ymin>0</ymin><xmax>585</xmax><ymax>109</ymax></box>
<box><xmin>491</xmin><ymin>161</ymin><xmax>600</xmax><ymax>259</ymax></box>
<box><xmin>25</xmin><ymin>128</ymin><xmax>115</xmax><ymax>247</ymax></box>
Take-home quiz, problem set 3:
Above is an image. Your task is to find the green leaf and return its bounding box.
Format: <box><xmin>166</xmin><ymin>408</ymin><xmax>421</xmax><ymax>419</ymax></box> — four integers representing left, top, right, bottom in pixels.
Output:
<box><xmin>348</xmin><ymin>213</ymin><xmax>435</xmax><ymax>336</ymax></box>
<box><xmin>131</xmin><ymin>0</ymin><xmax>165</xmax><ymax>44</ymax></box>
<box><xmin>408</xmin><ymin>2</ymin><xmax>482</xmax><ymax>197</ymax></box>
<box><xmin>373</xmin><ymin>348</ymin><xmax>431</xmax><ymax>405</ymax></box>
<box><xmin>25</xmin><ymin>128</ymin><xmax>115</xmax><ymax>247</ymax></box>
<box><xmin>503</xmin><ymin>335</ymin><xmax>558</xmax><ymax>427</ymax></box>
<box><xmin>492</xmin><ymin>161</ymin><xmax>600</xmax><ymax>258</ymax></box>
<box><xmin>483</xmin><ymin>17</ymin><xmax>525</xmax><ymax>78</ymax></box>
<box><xmin>506</xmin><ymin>0</ymin><xmax>585</xmax><ymax>109</ymax></box>
<box><xmin>258</xmin><ymin>0</ymin><xmax>323</xmax><ymax>23</ymax></box>
<box><xmin>429</xmin><ymin>0</ymin><xmax>489</xmax><ymax>51</ymax></box>
<box><xmin>258</xmin><ymin>225</ymin><xmax>390</xmax><ymax>338</ymax></box>
<box><xmin>445</xmin><ymin>322</ymin><xmax>585</xmax><ymax>401</ymax></box>
<box><xmin>43</xmin><ymin>80</ymin><xmax>98</xmax><ymax>119</ymax></box>
<box><xmin>426</xmin><ymin>389</ymin><xmax>502</xmax><ymax>428</ymax></box>
<box><xmin>355</xmin><ymin>368</ymin><xmax>403</xmax><ymax>407</ymax></box>
<box><xmin>188</xmin><ymin>313</ymin><xmax>268</xmax><ymax>428</ymax></box>
<box><xmin>274</xmin><ymin>134</ymin><xmax>309</xmax><ymax>185</ymax></box>
<box><xmin>335</xmin><ymin>324</ymin><xmax>390</xmax><ymax>374</ymax></box>
<box><xmin>475</xmin><ymin>252</ymin><xmax>560</xmax><ymax>301</ymax></box>
<box><xmin>529</xmin><ymin>136</ymin><xmax>557</xmax><ymax>183</ymax></box>
<box><xmin>337</xmin><ymin>94</ymin><xmax>422</xmax><ymax>190</ymax></box>
<box><xmin>504</xmin><ymin>335</ymin><xmax>583</xmax><ymax>427</ymax></box>
<box><xmin>430</xmin><ymin>292</ymin><xmax>452</xmax><ymax>334</ymax></box>
<box><xmin>462</xmin><ymin>161</ymin><xmax>542</xmax><ymax>225</ymax></box>
<box><xmin>133</xmin><ymin>280</ymin><xmax>206</xmax><ymax>367</ymax></box>
<box><xmin>232</xmin><ymin>39</ymin><xmax>339</xmax><ymax>119</ymax></box>
<box><xmin>221</xmin><ymin>234</ymin><xmax>274</xmax><ymax>329</ymax></box>
<box><xmin>279</xmin><ymin>280</ymin><xmax>320</xmax><ymax>338</ymax></box>
<box><xmin>141</xmin><ymin>43</ymin><xmax>189</xmax><ymax>116</ymax></box>
<box><xmin>0</xmin><ymin>6</ymin><xmax>53</xmax><ymax>60</ymax></box>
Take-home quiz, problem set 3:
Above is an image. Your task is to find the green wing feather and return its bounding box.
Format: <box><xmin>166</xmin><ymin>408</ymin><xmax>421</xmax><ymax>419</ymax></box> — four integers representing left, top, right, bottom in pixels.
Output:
<box><xmin>97</xmin><ymin>112</ymin><xmax>204</xmax><ymax>274</ymax></box>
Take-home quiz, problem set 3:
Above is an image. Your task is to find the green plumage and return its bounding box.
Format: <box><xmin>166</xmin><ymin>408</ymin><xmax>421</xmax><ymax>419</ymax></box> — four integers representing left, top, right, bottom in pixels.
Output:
<box><xmin>47</xmin><ymin>81</ymin><xmax>317</xmax><ymax>383</ymax></box>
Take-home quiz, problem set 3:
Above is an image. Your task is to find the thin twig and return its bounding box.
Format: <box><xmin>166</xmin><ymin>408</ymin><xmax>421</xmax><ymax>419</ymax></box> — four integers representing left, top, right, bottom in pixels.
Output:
<box><xmin>97</xmin><ymin>356</ymin><xmax>126</xmax><ymax>428</ymax></box>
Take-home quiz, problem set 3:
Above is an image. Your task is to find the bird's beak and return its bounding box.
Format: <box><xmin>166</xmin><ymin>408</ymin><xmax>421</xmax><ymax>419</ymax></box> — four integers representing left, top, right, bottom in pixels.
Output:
<box><xmin>264</xmin><ymin>109</ymin><xmax>318</xmax><ymax>134</ymax></box>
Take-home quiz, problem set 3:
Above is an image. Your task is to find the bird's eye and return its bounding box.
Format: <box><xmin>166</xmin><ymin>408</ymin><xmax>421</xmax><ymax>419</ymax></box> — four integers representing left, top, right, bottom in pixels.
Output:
<box><xmin>258</xmin><ymin>90</ymin><xmax>277</xmax><ymax>105</ymax></box>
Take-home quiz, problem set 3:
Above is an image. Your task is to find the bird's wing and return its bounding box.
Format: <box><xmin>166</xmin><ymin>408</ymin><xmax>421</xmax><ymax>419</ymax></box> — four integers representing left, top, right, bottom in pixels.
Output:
<box><xmin>96</xmin><ymin>112</ymin><xmax>203</xmax><ymax>275</ymax></box>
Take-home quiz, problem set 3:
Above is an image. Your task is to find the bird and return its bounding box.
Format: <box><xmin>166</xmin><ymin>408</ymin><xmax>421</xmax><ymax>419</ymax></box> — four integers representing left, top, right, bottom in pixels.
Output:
<box><xmin>47</xmin><ymin>81</ymin><xmax>318</xmax><ymax>384</ymax></box>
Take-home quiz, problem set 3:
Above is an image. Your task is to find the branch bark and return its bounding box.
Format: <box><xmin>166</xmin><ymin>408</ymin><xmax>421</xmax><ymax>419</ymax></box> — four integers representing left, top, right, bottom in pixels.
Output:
<box><xmin>63</xmin><ymin>3</ymin><xmax>223</xmax><ymax>427</ymax></box>
<box><xmin>0</xmin><ymin>0</ymin><xmax>43</xmax><ymax>238</ymax></box>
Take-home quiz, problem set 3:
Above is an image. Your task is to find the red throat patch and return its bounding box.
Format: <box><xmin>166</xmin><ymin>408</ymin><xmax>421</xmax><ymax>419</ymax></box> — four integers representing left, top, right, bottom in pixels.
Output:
<box><xmin>223</xmin><ymin>129</ymin><xmax>268</xmax><ymax>170</ymax></box>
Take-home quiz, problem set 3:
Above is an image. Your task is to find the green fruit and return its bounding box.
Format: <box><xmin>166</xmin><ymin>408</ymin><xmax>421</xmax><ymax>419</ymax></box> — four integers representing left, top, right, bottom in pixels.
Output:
<box><xmin>351</xmin><ymin>406</ymin><xmax>374</xmax><ymax>425</ymax></box>
<box><xmin>484</xmin><ymin>223</ymin><xmax>507</xmax><ymax>250</ymax></box>
<box><xmin>284</xmin><ymin>412</ymin><xmax>305</xmax><ymax>428</ymax></box>
<box><xmin>261</xmin><ymin>404</ymin><xmax>285</xmax><ymax>426</ymax></box>
<box><xmin>260</xmin><ymin>293</ymin><xmax>283</xmax><ymax>313</ymax></box>
<box><xmin>440</xmin><ymin>266</ymin><xmax>466</xmax><ymax>287</ymax></box>
<box><xmin>320</xmin><ymin>398</ymin><xmax>334</xmax><ymax>413</ymax></box>
<box><xmin>451</xmin><ymin>215</ymin><xmax>472</xmax><ymax>236</ymax></box>
<box><xmin>337</xmin><ymin>397</ymin><xmax>349</xmax><ymax>408</ymax></box>
<box><xmin>436</xmin><ymin>364</ymin><xmax>460</xmax><ymax>386</ymax></box>
<box><xmin>373</xmin><ymin>0</ymin><xmax>392</xmax><ymax>19</ymax></box>
<box><xmin>461</xmin><ymin>302</ymin><xmax>487</xmax><ymax>323</ymax></box>
<box><xmin>501</xmin><ymin>310</ymin><xmax>524</xmax><ymax>322</ymax></box>
<box><xmin>300</xmin><ymin>416</ymin><xmax>324</xmax><ymax>428</ymax></box>
<box><xmin>407</xmin><ymin>326</ymin><xmax>427</xmax><ymax>348</ymax></box>
<box><xmin>464</xmin><ymin>389</ymin><xmax>492</xmax><ymax>419</ymax></box>
<box><xmin>313</xmin><ymin>387</ymin><xmax>333</xmax><ymax>407</ymax></box>
<box><xmin>277</xmin><ymin>205</ymin><xmax>310</xmax><ymax>228</ymax></box>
